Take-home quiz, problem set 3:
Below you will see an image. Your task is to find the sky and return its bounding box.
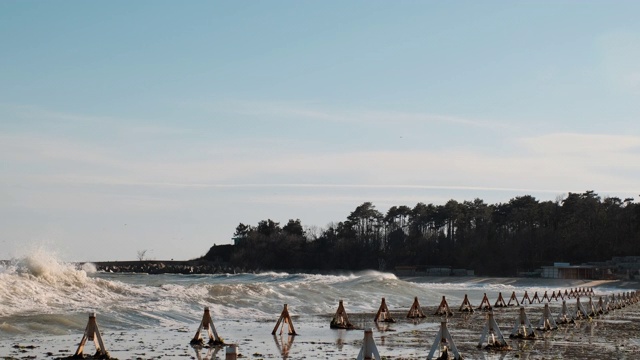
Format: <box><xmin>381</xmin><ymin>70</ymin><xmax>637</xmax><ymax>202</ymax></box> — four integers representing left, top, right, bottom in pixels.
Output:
<box><xmin>1</xmin><ymin>1</ymin><xmax>640</xmax><ymax>262</ymax></box>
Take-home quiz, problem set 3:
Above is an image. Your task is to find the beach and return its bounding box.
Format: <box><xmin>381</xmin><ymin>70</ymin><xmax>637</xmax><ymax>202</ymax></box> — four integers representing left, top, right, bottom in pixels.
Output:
<box><xmin>1</xmin><ymin>258</ymin><xmax>639</xmax><ymax>359</ymax></box>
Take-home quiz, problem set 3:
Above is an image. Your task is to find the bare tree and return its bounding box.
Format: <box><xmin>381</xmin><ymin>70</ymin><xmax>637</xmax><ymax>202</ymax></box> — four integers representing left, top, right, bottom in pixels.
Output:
<box><xmin>137</xmin><ymin>249</ymin><xmax>148</xmax><ymax>261</ymax></box>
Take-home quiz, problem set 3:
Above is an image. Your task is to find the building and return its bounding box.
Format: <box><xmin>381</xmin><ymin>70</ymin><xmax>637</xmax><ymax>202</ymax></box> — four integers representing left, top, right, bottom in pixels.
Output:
<box><xmin>541</xmin><ymin>262</ymin><xmax>596</xmax><ymax>279</ymax></box>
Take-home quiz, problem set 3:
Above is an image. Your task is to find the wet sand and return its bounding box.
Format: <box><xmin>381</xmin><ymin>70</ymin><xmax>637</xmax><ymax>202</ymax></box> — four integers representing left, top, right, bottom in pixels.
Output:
<box><xmin>2</xmin><ymin>278</ymin><xmax>639</xmax><ymax>359</ymax></box>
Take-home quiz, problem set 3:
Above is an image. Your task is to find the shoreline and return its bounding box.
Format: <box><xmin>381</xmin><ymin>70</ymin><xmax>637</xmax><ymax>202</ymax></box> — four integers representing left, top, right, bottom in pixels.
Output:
<box><xmin>1</xmin><ymin>271</ymin><xmax>639</xmax><ymax>359</ymax></box>
<box><xmin>3</xmin><ymin>294</ymin><xmax>640</xmax><ymax>360</ymax></box>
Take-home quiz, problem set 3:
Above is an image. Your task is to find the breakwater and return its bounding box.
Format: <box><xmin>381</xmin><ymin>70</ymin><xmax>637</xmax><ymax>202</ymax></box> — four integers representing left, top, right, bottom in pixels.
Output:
<box><xmin>87</xmin><ymin>260</ymin><xmax>240</xmax><ymax>274</ymax></box>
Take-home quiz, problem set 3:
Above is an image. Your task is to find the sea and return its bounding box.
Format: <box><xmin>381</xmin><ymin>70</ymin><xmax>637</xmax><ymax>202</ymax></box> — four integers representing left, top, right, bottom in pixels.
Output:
<box><xmin>1</xmin><ymin>250</ymin><xmax>639</xmax><ymax>359</ymax></box>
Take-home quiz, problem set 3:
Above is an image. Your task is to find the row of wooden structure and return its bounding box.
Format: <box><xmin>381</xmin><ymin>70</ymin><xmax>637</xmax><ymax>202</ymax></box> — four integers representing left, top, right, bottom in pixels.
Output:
<box><xmin>67</xmin><ymin>287</ymin><xmax>639</xmax><ymax>360</ymax></box>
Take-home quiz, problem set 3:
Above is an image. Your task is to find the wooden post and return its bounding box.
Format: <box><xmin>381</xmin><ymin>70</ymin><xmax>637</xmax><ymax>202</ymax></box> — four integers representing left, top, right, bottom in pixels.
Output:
<box><xmin>73</xmin><ymin>312</ymin><xmax>109</xmax><ymax>358</ymax></box>
<box><xmin>521</xmin><ymin>291</ymin><xmax>532</xmax><ymax>305</ymax></box>
<box><xmin>427</xmin><ymin>321</ymin><xmax>463</xmax><ymax>360</ymax></box>
<box><xmin>510</xmin><ymin>307</ymin><xmax>535</xmax><ymax>339</ymax></box>
<box><xmin>459</xmin><ymin>294</ymin><xmax>474</xmax><ymax>312</ymax></box>
<box><xmin>191</xmin><ymin>306</ymin><xmax>224</xmax><ymax>345</ymax></box>
<box><xmin>434</xmin><ymin>296</ymin><xmax>453</xmax><ymax>317</ymax></box>
<box><xmin>407</xmin><ymin>296</ymin><xmax>426</xmax><ymax>318</ymax></box>
<box><xmin>225</xmin><ymin>344</ymin><xmax>237</xmax><ymax>360</ymax></box>
<box><xmin>477</xmin><ymin>293</ymin><xmax>492</xmax><ymax>311</ymax></box>
<box><xmin>272</xmin><ymin>304</ymin><xmax>297</xmax><ymax>335</ymax></box>
<box><xmin>494</xmin><ymin>292</ymin><xmax>507</xmax><ymax>308</ymax></box>
<box><xmin>507</xmin><ymin>291</ymin><xmax>520</xmax><ymax>307</ymax></box>
<box><xmin>374</xmin><ymin>298</ymin><xmax>395</xmax><ymax>323</ymax></box>
<box><xmin>331</xmin><ymin>300</ymin><xmax>355</xmax><ymax>329</ymax></box>
<box><xmin>356</xmin><ymin>328</ymin><xmax>381</xmax><ymax>360</ymax></box>
<box><xmin>478</xmin><ymin>311</ymin><xmax>510</xmax><ymax>350</ymax></box>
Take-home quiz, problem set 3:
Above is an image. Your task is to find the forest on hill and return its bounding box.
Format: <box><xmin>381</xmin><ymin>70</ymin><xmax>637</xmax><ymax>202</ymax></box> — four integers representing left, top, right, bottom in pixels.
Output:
<box><xmin>204</xmin><ymin>191</ymin><xmax>640</xmax><ymax>276</ymax></box>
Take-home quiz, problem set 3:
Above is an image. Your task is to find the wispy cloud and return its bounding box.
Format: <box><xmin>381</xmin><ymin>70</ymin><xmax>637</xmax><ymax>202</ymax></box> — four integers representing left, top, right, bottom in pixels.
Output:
<box><xmin>4</xmin><ymin>130</ymin><xmax>638</xmax><ymax>197</ymax></box>
<box><xmin>519</xmin><ymin>133</ymin><xmax>640</xmax><ymax>155</ymax></box>
<box><xmin>1</xmin><ymin>104</ymin><xmax>194</xmax><ymax>137</ymax></box>
<box><xmin>191</xmin><ymin>99</ymin><xmax>515</xmax><ymax>130</ymax></box>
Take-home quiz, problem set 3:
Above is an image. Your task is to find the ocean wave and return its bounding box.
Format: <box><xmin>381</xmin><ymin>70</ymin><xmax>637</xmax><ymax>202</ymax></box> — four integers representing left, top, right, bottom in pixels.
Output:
<box><xmin>1</xmin><ymin>256</ymin><xmax>627</xmax><ymax>339</ymax></box>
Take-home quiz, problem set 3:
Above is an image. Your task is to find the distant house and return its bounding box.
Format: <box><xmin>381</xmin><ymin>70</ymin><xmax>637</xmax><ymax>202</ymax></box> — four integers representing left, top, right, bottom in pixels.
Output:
<box><xmin>541</xmin><ymin>262</ymin><xmax>596</xmax><ymax>279</ymax></box>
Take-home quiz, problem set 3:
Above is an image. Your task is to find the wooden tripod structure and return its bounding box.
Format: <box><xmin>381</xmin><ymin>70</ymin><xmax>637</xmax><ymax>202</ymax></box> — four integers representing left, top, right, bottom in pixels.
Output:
<box><xmin>374</xmin><ymin>297</ymin><xmax>395</xmax><ymax>323</ymax></box>
<box><xmin>557</xmin><ymin>300</ymin><xmax>574</xmax><ymax>325</ymax></box>
<box><xmin>191</xmin><ymin>306</ymin><xmax>224</xmax><ymax>346</ymax></box>
<box><xmin>272</xmin><ymin>304</ymin><xmax>297</xmax><ymax>335</ymax></box>
<box><xmin>477</xmin><ymin>311</ymin><xmax>510</xmax><ymax>350</ymax></box>
<box><xmin>597</xmin><ymin>296</ymin><xmax>608</xmax><ymax>315</ymax></box>
<box><xmin>531</xmin><ymin>292</ymin><xmax>541</xmax><ymax>304</ymax></box>
<box><xmin>510</xmin><ymin>307</ymin><xmax>535</xmax><ymax>339</ymax></box>
<box><xmin>407</xmin><ymin>296</ymin><xmax>426</xmax><ymax>318</ymax></box>
<box><xmin>331</xmin><ymin>300</ymin><xmax>355</xmax><ymax>329</ymax></box>
<box><xmin>459</xmin><ymin>294</ymin><xmax>474</xmax><ymax>313</ymax></box>
<box><xmin>477</xmin><ymin>293</ymin><xmax>492</xmax><ymax>311</ymax></box>
<box><xmin>572</xmin><ymin>297</ymin><xmax>589</xmax><ymax>320</ymax></box>
<box><xmin>427</xmin><ymin>321</ymin><xmax>463</xmax><ymax>360</ymax></box>
<box><xmin>434</xmin><ymin>296</ymin><xmax>453</xmax><ymax>317</ymax></box>
<box><xmin>586</xmin><ymin>297</ymin><xmax>598</xmax><ymax>317</ymax></box>
<box><xmin>536</xmin><ymin>304</ymin><xmax>558</xmax><ymax>331</ymax></box>
<box><xmin>507</xmin><ymin>291</ymin><xmax>520</xmax><ymax>307</ymax></box>
<box><xmin>356</xmin><ymin>328</ymin><xmax>382</xmax><ymax>360</ymax></box>
<box><xmin>73</xmin><ymin>312</ymin><xmax>109</xmax><ymax>358</ymax></box>
<box><xmin>494</xmin><ymin>292</ymin><xmax>507</xmax><ymax>308</ymax></box>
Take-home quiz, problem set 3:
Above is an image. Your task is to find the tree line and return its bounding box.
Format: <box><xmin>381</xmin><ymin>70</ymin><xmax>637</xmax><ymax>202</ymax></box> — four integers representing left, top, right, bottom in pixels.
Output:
<box><xmin>205</xmin><ymin>191</ymin><xmax>640</xmax><ymax>276</ymax></box>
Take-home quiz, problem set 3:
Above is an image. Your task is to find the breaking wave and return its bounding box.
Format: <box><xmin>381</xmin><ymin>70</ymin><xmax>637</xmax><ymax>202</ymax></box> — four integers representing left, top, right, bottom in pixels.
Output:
<box><xmin>0</xmin><ymin>252</ymin><xmax>621</xmax><ymax>338</ymax></box>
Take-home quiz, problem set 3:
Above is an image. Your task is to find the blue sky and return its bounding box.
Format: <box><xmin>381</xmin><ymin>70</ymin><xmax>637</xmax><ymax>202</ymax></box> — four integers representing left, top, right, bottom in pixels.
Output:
<box><xmin>1</xmin><ymin>1</ymin><xmax>640</xmax><ymax>261</ymax></box>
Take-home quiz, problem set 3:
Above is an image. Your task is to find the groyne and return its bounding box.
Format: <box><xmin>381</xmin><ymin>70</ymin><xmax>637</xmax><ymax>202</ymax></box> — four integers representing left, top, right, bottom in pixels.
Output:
<box><xmin>86</xmin><ymin>260</ymin><xmax>240</xmax><ymax>274</ymax></box>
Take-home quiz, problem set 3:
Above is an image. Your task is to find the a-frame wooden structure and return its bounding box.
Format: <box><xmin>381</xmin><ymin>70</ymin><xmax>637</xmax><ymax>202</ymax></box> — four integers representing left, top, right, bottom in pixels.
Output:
<box><xmin>541</xmin><ymin>291</ymin><xmax>551</xmax><ymax>303</ymax></box>
<box><xmin>586</xmin><ymin>297</ymin><xmax>598</xmax><ymax>317</ymax></box>
<box><xmin>374</xmin><ymin>298</ymin><xmax>395</xmax><ymax>323</ymax></box>
<box><xmin>597</xmin><ymin>296</ymin><xmax>608</xmax><ymax>315</ymax></box>
<box><xmin>356</xmin><ymin>328</ymin><xmax>382</xmax><ymax>360</ymax></box>
<box><xmin>572</xmin><ymin>297</ymin><xmax>589</xmax><ymax>320</ymax></box>
<box><xmin>507</xmin><ymin>291</ymin><xmax>520</xmax><ymax>307</ymax></box>
<box><xmin>494</xmin><ymin>292</ymin><xmax>507</xmax><ymax>308</ymax></box>
<box><xmin>73</xmin><ymin>312</ymin><xmax>109</xmax><ymax>358</ymax></box>
<box><xmin>510</xmin><ymin>307</ymin><xmax>536</xmax><ymax>339</ymax></box>
<box><xmin>331</xmin><ymin>300</ymin><xmax>356</xmax><ymax>329</ymax></box>
<box><xmin>557</xmin><ymin>300</ymin><xmax>574</xmax><ymax>325</ymax></box>
<box><xmin>272</xmin><ymin>304</ymin><xmax>297</xmax><ymax>335</ymax></box>
<box><xmin>477</xmin><ymin>293</ymin><xmax>492</xmax><ymax>311</ymax></box>
<box><xmin>434</xmin><ymin>296</ymin><xmax>453</xmax><ymax>317</ymax></box>
<box><xmin>407</xmin><ymin>296</ymin><xmax>426</xmax><ymax>318</ymax></box>
<box><xmin>459</xmin><ymin>294</ymin><xmax>474</xmax><ymax>313</ymax></box>
<box><xmin>478</xmin><ymin>311</ymin><xmax>510</xmax><ymax>350</ymax></box>
<box><xmin>191</xmin><ymin>306</ymin><xmax>224</xmax><ymax>345</ymax></box>
<box><xmin>427</xmin><ymin>321</ymin><xmax>463</xmax><ymax>360</ymax></box>
<box><xmin>536</xmin><ymin>304</ymin><xmax>558</xmax><ymax>331</ymax></box>
<box><xmin>531</xmin><ymin>292</ymin><xmax>541</xmax><ymax>304</ymax></box>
